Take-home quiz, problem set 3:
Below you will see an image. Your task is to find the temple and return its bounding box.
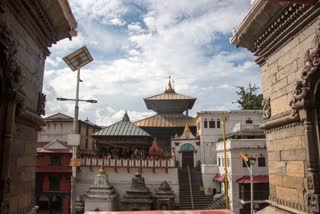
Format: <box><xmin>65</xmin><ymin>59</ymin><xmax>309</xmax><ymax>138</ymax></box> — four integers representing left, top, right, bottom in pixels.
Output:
<box><xmin>134</xmin><ymin>78</ymin><xmax>197</xmax><ymax>153</ymax></box>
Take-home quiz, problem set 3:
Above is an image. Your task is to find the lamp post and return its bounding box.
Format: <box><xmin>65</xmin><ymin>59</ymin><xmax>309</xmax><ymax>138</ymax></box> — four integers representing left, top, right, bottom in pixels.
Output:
<box><xmin>61</xmin><ymin>46</ymin><xmax>93</xmax><ymax>214</ymax></box>
<box><xmin>240</xmin><ymin>153</ymin><xmax>256</xmax><ymax>214</ymax></box>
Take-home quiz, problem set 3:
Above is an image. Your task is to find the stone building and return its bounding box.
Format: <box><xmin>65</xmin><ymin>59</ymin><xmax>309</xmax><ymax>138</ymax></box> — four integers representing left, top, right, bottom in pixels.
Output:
<box><xmin>0</xmin><ymin>1</ymin><xmax>77</xmax><ymax>213</ymax></box>
<box><xmin>231</xmin><ymin>0</ymin><xmax>320</xmax><ymax>213</ymax></box>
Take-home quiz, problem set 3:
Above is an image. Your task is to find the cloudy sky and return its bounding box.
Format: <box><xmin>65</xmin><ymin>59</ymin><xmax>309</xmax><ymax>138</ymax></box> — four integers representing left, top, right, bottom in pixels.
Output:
<box><xmin>44</xmin><ymin>0</ymin><xmax>260</xmax><ymax>126</ymax></box>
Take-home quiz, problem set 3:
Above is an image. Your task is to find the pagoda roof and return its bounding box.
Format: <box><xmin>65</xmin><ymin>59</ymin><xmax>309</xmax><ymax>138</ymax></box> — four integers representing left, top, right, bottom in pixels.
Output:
<box><xmin>92</xmin><ymin>112</ymin><xmax>151</xmax><ymax>137</ymax></box>
<box><xmin>134</xmin><ymin>113</ymin><xmax>196</xmax><ymax>128</ymax></box>
<box><xmin>144</xmin><ymin>79</ymin><xmax>196</xmax><ymax>114</ymax></box>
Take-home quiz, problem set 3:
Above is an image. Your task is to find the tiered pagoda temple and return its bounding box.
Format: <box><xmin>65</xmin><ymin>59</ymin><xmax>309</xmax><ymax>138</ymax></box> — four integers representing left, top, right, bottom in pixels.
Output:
<box><xmin>134</xmin><ymin>79</ymin><xmax>197</xmax><ymax>154</ymax></box>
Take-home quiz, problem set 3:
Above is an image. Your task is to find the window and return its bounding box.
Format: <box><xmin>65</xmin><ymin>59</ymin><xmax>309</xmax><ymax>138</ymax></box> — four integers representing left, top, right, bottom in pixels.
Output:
<box><xmin>204</xmin><ymin>119</ymin><xmax>208</xmax><ymax>128</ymax></box>
<box><xmin>49</xmin><ymin>176</ymin><xmax>60</xmax><ymax>191</ymax></box>
<box><xmin>246</xmin><ymin>117</ymin><xmax>253</xmax><ymax>124</ymax></box>
<box><xmin>209</xmin><ymin>120</ymin><xmax>215</xmax><ymax>128</ymax></box>
<box><xmin>51</xmin><ymin>154</ymin><xmax>60</xmax><ymax>165</ymax></box>
<box><xmin>258</xmin><ymin>157</ymin><xmax>266</xmax><ymax>167</ymax></box>
<box><xmin>217</xmin><ymin>119</ymin><xmax>221</xmax><ymax>128</ymax></box>
<box><xmin>218</xmin><ymin>158</ymin><xmax>220</xmax><ymax>166</ymax></box>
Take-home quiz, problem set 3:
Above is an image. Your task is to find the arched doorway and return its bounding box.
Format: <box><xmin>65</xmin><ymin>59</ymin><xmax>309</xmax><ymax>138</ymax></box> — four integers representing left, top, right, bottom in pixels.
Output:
<box><xmin>180</xmin><ymin>144</ymin><xmax>195</xmax><ymax>168</ymax></box>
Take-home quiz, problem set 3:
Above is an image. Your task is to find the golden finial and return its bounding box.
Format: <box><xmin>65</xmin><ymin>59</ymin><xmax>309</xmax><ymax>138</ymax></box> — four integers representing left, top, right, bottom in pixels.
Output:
<box><xmin>98</xmin><ymin>166</ymin><xmax>105</xmax><ymax>175</ymax></box>
<box><xmin>165</xmin><ymin>75</ymin><xmax>175</xmax><ymax>93</ymax></box>
<box><xmin>175</xmin><ymin>132</ymin><xmax>179</xmax><ymax>139</ymax></box>
<box><xmin>184</xmin><ymin>122</ymin><xmax>190</xmax><ymax>132</ymax></box>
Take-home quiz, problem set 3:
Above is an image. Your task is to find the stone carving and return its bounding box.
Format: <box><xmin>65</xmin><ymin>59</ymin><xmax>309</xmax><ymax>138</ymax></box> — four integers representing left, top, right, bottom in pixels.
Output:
<box><xmin>306</xmin><ymin>193</ymin><xmax>320</xmax><ymax>213</ymax></box>
<box><xmin>121</xmin><ymin>172</ymin><xmax>153</xmax><ymax>211</ymax></box>
<box><xmin>37</xmin><ymin>93</ymin><xmax>46</xmax><ymax>115</ymax></box>
<box><xmin>262</xmin><ymin>98</ymin><xmax>271</xmax><ymax>119</ymax></box>
<box><xmin>154</xmin><ymin>180</ymin><xmax>175</xmax><ymax>210</ymax></box>
<box><xmin>0</xmin><ymin>20</ymin><xmax>23</xmax><ymax>99</ymax></box>
<box><xmin>308</xmin><ymin>176</ymin><xmax>314</xmax><ymax>190</ymax></box>
<box><xmin>290</xmin><ymin>34</ymin><xmax>320</xmax><ymax>117</ymax></box>
<box><xmin>250</xmin><ymin>3</ymin><xmax>309</xmax><ymax>64</ymax></box>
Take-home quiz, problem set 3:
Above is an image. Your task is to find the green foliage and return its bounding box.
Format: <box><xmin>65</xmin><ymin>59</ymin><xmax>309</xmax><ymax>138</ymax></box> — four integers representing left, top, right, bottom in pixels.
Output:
<box><xmin>234</xmin><ymin>83</ymin><xmax>263</xmax><ymax>110</ymax></box>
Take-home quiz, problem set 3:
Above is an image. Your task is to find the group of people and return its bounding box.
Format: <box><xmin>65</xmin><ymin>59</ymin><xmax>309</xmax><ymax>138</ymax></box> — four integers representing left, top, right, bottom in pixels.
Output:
<box><xmin>97</xmin><ymin>147</ymin><xmax>147</xmax><ymax>159</ymax></box>
<box><xmin>97</xmin><ymin>146</ymin><xmax>166</xmax><ymax>160</ymax></box>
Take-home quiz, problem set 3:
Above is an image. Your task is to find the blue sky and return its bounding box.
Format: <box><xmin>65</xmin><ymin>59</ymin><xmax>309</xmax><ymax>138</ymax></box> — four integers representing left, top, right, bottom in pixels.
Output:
<box><xmin>44</xmin><ymin>0</ymin><xmax>260</xmax><ymax>125</ymax></box>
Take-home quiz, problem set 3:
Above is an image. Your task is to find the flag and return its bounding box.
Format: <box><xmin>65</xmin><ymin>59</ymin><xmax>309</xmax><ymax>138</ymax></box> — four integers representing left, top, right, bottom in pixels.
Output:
<box><xmin>240</xmin><ymin>153</ymin><xmax>249</xmax><ymax>162</ymax></box>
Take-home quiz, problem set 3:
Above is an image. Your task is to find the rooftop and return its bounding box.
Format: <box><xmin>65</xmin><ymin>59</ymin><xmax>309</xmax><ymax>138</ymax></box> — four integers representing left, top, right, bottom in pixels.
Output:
<box><xmin>144</xmin><ymin>79</ymin><xmax>196</xmax><ymax>114</ymax></box>
<box><xmin>134</xmin><ymin>113</ymin><xmax>196</xmax><ymax>128</ymax></box>
<box><xmin>93</xmin><ymin>112</ymin><xmax>151</xmax><ymax>137</ymax></box>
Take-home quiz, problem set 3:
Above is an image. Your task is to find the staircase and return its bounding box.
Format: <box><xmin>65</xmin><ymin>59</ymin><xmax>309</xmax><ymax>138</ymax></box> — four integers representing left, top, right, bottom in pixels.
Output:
<box><xmin>178</xmin><ymin>167</ymin><xmax>213</xmax><ymax>210</ymax></box>
<box><xmin>207</xmin><ymin>193</ymin><xmax>226</xmax><ymax>209</ymax></box>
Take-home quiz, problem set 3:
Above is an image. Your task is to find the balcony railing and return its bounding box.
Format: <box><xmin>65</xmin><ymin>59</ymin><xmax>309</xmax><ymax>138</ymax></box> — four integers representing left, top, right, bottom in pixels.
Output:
<box><xmin>81</xmin><ymin>157</ymin><xmax>176</xmax><ymax>173</ymax></box>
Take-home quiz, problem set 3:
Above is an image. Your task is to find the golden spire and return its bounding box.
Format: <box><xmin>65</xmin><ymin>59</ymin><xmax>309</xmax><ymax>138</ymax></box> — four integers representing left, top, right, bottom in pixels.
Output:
<box><xmin>98</xmin><ymin>166</ymin><xmax>106</xmax><ymax>175</ymax></box>
<box><xmin>165</xmin><ymin>75</ymin><xmax>175</xmax><ymax>93</ymax></box>
<box><xmin>175</xmin><ymin>132</ymin><xmax>179</xmax><ymax>139</ymax></box>
<box><xmin>184</xmin><ymin>122</ymin><xmax>190</xmax><ymax>132</ymax></box>
<box><xmin>153</xmin><ymin>136</ymin><xmax>157</xmax><ymax>143</ymax></box>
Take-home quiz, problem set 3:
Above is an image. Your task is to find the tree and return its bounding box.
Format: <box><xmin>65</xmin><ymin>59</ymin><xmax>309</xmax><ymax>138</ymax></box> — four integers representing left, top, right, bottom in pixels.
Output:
<box><xmin>234</xmin><ymin>83</ymin><xmax>263</xmax><ymax>110</ymax></box>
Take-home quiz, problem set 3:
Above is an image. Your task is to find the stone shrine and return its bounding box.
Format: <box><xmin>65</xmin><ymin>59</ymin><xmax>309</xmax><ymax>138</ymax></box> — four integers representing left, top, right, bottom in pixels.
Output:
<box><xmin>121</xmin><ymin>172</ymin><xmax>153</xmax><ymax>211</ymax></box>
<box><xmin>83</xmin><ymin>168</ymin><xmax>118</xmax><ymax>211</ymax></box>
<box><xmin>154</xmin><ymin>181</ymin><xmax>176</xmax><ymax>210</ymax></box>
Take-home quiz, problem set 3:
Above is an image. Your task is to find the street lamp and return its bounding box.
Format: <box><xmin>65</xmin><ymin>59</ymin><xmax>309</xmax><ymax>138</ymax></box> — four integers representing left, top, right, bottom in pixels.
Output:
<box><xmin>240</xmin><ymin>153</ymin><xmax>256</xmax><ymax>214</ymax></box>
<box><xmin>57</xmin><ymin>97</ymin><xmax>97</xmax><ymax>103</ymax></box>
<box><xmin>61</xmin><ymin>46</ymin><xmax>93</xmax><ymax>214</ymax></box>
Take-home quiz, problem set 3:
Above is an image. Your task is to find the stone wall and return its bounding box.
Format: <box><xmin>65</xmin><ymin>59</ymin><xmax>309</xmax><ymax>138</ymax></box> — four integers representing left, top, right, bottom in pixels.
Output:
<box><xmin>261</xmin><ymin>19</ymin><xmax>320</xmax><ymax>212</ymax></box>
<box><xmin>0</xmin><ymin>1</ymin><xmax>76</xmax><ymax>213</ymax></box>
<box><xmin>231</xmin><ymin>1</ymin><xmax>320</xmax><ymax>212</ymax></box>
<box><xmin>1</xmin><ymin>8</ymin><xmax>45</xmax><ymax>213</ymax></box>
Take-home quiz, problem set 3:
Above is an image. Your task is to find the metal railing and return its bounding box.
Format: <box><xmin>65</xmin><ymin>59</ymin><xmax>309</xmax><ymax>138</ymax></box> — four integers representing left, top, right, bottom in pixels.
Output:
<box><xmin>187</xmin><ymin>166</ymin><xmax>194</xmax><ymax>209</ymax></box>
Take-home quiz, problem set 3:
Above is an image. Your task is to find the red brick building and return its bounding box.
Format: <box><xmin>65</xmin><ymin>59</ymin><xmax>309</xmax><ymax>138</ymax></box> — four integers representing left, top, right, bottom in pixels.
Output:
<box><xmin>35</xmin><ymin>139</ymin><xmax>72</xmax><ymax>213</ymax></box>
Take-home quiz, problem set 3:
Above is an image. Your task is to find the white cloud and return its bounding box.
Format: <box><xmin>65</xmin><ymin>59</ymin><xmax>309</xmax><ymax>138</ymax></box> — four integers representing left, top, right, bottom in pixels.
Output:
<box><xmin>44</xmin><ymin>0</ymin><xmax>259</xmax><ymax>126</ymax></box>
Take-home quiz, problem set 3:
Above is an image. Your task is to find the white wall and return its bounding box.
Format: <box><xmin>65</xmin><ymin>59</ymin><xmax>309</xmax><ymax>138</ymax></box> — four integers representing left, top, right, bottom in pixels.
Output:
<box><xmin>215</xmin><ymin>138</ymin><xmax>268</xmax><ymax>214</ymax></box>
<box><xmin>197</xmin><ymin>110</ymin><xmax>263</xmax><ymax>165</ymax></box>
<box><xmin>38</xmin><ymin>121</ymin><xmax>73</xmax><ymax>142</ymax></box>
<box><xmin>201</xmin><ymin>164</ymin><xmax>219</xmax><ymax>195</ymax></box>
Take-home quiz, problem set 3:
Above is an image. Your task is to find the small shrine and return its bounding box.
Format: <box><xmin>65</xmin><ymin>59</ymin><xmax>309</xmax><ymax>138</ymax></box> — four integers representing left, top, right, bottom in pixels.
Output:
<box><xmin>171</xmin><ymin>123</ymin><xmax>200</xmax><ymax>168</ymax></box>
<box><xmin>83</xmin><ymin>167</ymin><xmax>118</xmax><ymax>211</ymax></box>
<box><xmin>154</xmin><ymin>181</ymin><xmax>176</xmax><ymax>210</ymax></box>
<box><xmin>121</xmin><ymin>172</ymin><xmax>153</xmax><ymax>211</ymax></box>
<box><xmin>149</xmin><ymin>137</ymin><xmax>163</xmax><ymax>159</ymax></box>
